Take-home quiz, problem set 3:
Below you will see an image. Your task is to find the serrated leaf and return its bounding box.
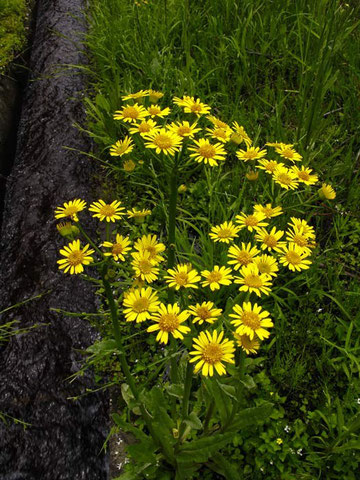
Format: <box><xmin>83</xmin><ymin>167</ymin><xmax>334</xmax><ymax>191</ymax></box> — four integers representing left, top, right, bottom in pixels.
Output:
<box><xmin>227</xmin><ymin>402</ymin><xmax>274</xmax><ymax>432</ymax></box>
<box><xmin>177</xmin><ymin>432</ymin><xmax>234</xmax><ymax>464</ymax></box>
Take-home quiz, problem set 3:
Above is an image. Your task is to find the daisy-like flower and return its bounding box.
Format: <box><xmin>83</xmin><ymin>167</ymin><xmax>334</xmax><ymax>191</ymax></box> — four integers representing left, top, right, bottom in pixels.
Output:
<box><xmin>253</xmin><ymin>203</ymin><xmax>283</xmax><ymax>219</ymax></box>
<box><xmin>209</xmin><ymin>221</ymin><xmax>240</xmax><ymax>244</ymax></box>
<box><xmin>235</xmin><ymin>212</ymin><xmax>268</xmax><ymax>232</ymax></box>
<box><xmin>144</xmin><ymin>128</ymin><xmax>182</xmax><ymax>156</ymax></box>
<box><xmin>164</xmin><ymin>264</ymin><xmax>201</xmax><ymax>290</ymax></box>
<box><xmin>319</xmin><ymin>183</ymin><xmax>336</xmax><ymax>200</ymax></box>
<box><xmin>272</xmin><ymin>166</ymin><xmax>299</xmax><ymax>190</ymax></box>
<box><xmin>131</xmin><ymin>250</ymin><xmax>159</xmax><ymax>282</ymax></box>
<box><xmin>266</xmin><ymin>142</ymin><xmax>293</xmax><ymax>149</ymax></box>
<box><xmin>134</xmin><ymin>234</ymin><xmax>165</xmax><ymax>264</ymax></box>
<box><xmin>276</xmin><ymin>146</ymin><xmax>302</xmax><ymax>163</ymax></box>
<box><xmin>123</xmin><ymin>159</ymin><xmax>136</xmax><ymax>172</ymax></box>
<box><xmin>236</xmin><ymin>146</ymin><xmax>267</xmax><ymax>162</ymax></box>
<box><xmin>207</xmin><ymin>115</ymin><xmax>229</xmax><ymax>129</ymax></box>
<box><xmin>103</xmin><ymin>234</ymin><xmax>131</xmax><ymax>261</ymax></box>
<box><xmin>54</xmin><ymin>199</ymin><xmax>87</xmax><ymax>222</ymax></box>
<box><xmin>187</xmin><ymin>301</ymin><xmax>222</xmax><ymax>325</ymax></box>
<box><xmin>127</xmin><ymin>208</ymin><xmax>151</xmax><ymax>220</ymax></box>
<box><xmin>57</xmin><ymin>239</ymin><xmax>94</xmax><ymax>275</ymax></box>
<box><xmin>113</xmin><ymin>103</ymin><xmax>149</xmax><ymax>123</ymax></box>
<box><xmin>231</xmin><ymin>122</ymin><xmax>252</xmax><ymax>147</ymax></box>
<box><xmin>234</xmin><ymin>332</ymin><xmax>260</xmax><ymax>355</ymax></box>
<box><xmin>288</xmin><ymin>218</ymin><xmax>315</xmax><ymax>238</ymax></box>
<box><xmin>286</xmin><ymin>227</ymin><xmax>315</xmax><ymax>253</ymax></box>
<box><xmin>234</xmin><ymin>264</ymin><xmax>272</xmax><ymax>297</ymax></box>
<box><xmin>245</xmin><ymin>170</ymin><xmax>259</xmax><ymax>181</ymax></box>
<box><xmin>168</xmin><ymin>120</ymin><xmax>201</xmax><ymax>138</ymax></box>
<box><xmin>129</xmin><ymin>119</ymin><xmax>159</xmax><ymax>137</ymax></box>
<box><xmin>189</xmin><ymin>330</ymin><xmax>235</xmax><ymax>376</ymax></box>
<box><xmin>121</xmin><ymin>90</ymin><xmax>149</xmax><ymax>101</ymax></box>
<box><xmin>230</xmin><ymin>302</ymin><xmax>273</xmax><ymax>340</ymax></box>
<box><xmin>291</xmin><ymin>165</ymin><xmax>318</xmax><ymax>185</ymax></box>
<box><xmin>109</xmin><ymin>136</ymin><xmax>134</xmax><ymax>157</ymax></box>
<box><xmin>89</xmin><ymin>200</ymin><xmax>125</xmax><ymax>222</ymax></box>
<box><xmin>253</xmin><ymin>254</ymin><xmax>279</xmax><ymax>277</ymax></box>
<box><xmin>255</xmin><ymin>227</ymin><xmax>286</xmax><ymax>252</ymax></box>
<box><xmin>174</xmin><ymin>96</ymin><xmax>211</xmax><ymax>116</ymax></box>
<box><xmin>201</xmin><ymin>266</ymin><xmax>233</xmax><ymax>291</ymax></box>
<box><xmin>279</xmin><ymin>244</ymin><xmax>312</xmax><ymax>272</ymax></box>
<box><xmin>227</xmin><ymin>243</ymin><xmax>259</xmax><ymax>270</ymax></box>
<box><xmin>122</xmin><ymin>287</ymin><xmax>160</xmax><ymax>323</ymax></box>
<box><xmin>256</xmin><ymin>159</ymin><xmax>285</xmax><ymax>174</ymax></box>
<box><xmin>56</xmin><ymin>221</ymin><xmax>76</xmax><ymax>238</ymax></box>
<box><xmin>206</xmin><ymin>126</ymin><xmax>232</xmax><ymax>143</ymax></box>
<box><xmin>188</xmin><ymin>138</ymin><xmax>226</xmax><ymax>167</ymax></box>
<box><xmin>146</xmin><ymin>105</ymin><xmax>171</xmax><ymax>118</ymax></box>
<box><xmin>148</xmin><ymin>89</ymin><xmax>164</xmax><ymax>103</ymax></box>
<box><xmin>147</xmin><ymin>303</ymin><xmax>190</xmax><ymax>344</ymax></box>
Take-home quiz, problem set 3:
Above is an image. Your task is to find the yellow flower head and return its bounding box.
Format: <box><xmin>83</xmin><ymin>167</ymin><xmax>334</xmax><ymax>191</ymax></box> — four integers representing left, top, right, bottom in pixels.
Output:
<box><xmin>121</xmin><ymin>90</ymin><xmax>149</xmax><ymax>101</ymax></box>
<box><xmin>123</xmin><ymin>159</ymin><xmax>136</xmax><ymax>172</ymax></box>
<box><xmin>113</xmin><ymin>103</ymin><xmax>149</xmax><ymax>123</ymax></box>
<box><xmin>207</xmin><ymin>115</ymin><xmax>229</xmax><ymax>129</ymax></box>
<box><xmin>253</xmin><ymin>254</ymin><xmax>279</xmax><ymax>277</ymax></box>
<box><xmin>173</xmin><ymin>95</ymin><xmax>211</xmax><ymax>116</ymax></box>
<box><xmin>56</xmin><ymin>221</ymin><xmax>78</xmax><ymax>238</ymax></box>
<box><xmin>255</xmin><ymin>227</ymin><xmax>286</xmax><ymax>252</ymax></box>
<box><xmin>134</xmin><ymin>234</ymin><xmax>165</xmax><ymax>264</ymax></box>
<box><xmin>276</xmin><ymin>438</ymin><xmax>283</xmax><ymax>445</ymax></box>
<box><xmin>189</xmin><ymin>330</ymin><xmax>235</xmax><ymax>376</ymax></box>
<box><xmin>288</xmin><ymin>218</ymin><xmax>315</xmax><ymax>238</ymax></box>
<box><xmin>246</xmin><ymin>170</ymin><xmax>259</xmax><ymax>181</ymax></box>
<box><xmin>123</xmin><ymin>287</ymin><xmax>160</xmax><ymax>323</ymax></box>
<box><xmin>231</xmin><ymin>122</ymin><xmax>252</xmax><ymax>147</ymax></box>
<box><xmin>102</xmin><ymin>234</ymin><xmax>131</xmax><ymax>261</ymax></box>
<box><xmin>129</xmin><ymin>119</ymin><xmax>159</xmax><ymax>137</ymax></box>
<box><xmin>109</xmin><ymin>136</ymin><xmax>134</xmax><ymax>157</ymax></box>
<box><xmin>235</xmin><ymin>212</ymin><xmax>268</xmax><ymax>232</ymax></box>
<box><xmin>272</xmin><ymin>166</ymin><xmax>299</xmax><ymax>190</ymax></box>
<box><xmin>54</xmin><ymin>198</ymin><xmax>87</xmax><ymax>222</ymax></box>
<box><xmin>168</xmin><ymin>120</ymin><xmax>201</xmax><ymax>138</ymax></box>
<box><xmin>148</xmin><ymin>89</ymin><xmax>164</xmax><ymax>103</ymax></box>
<box><xmin>256</xmin><ymin>159</ymin><xmax>285</xmax><ymax>174</ymax></box>
<box><xmin>187</xmin><ymin>301</ymin><xmax>222</xmax><ymax>325</ymax></box>
<box><xmin>164</xmin><ymin>264</ymin><xmax>201</xmax><ymax>290</ymax></box>
<box><xmin>234</xmin><ymin>264</ymin><xmax>272</xmax><ymax>297</ymax></box>
<box><xmin>291</xmin><ymin>165</ymin><xmax>318</xmax><ymax>185</ymax></box>
<box><xmin>188</xmin><ymin>138</ymin><xmax>227</xmax><ymax>167</ymax></box>
<box><xmin>147</xmin><ymin>303</ymin><xmax>190</xmax><ymax>344</ymax></box>
<box><xmin>227</xmin><ymin>242</ymin><xmax>259</xmax><ymax>270</ymax></box>
<box><xmin>276</xmin><ymin>146</ymin><xmax>302</xmax><ymax>163</ymax></box>
<box><xmin>236</xmin><ymin>146</ymin><xmax>267</xmax><ymax>162</ymax></box>
<box><xmin>279</xmin><ymin>244</ymin><xmax>312</xmax><ymax>272</ymax></box>
<box><xmin>201</xmin><ymin>266</ymin><xmax>233</xmax><ymax>291</ymax></box>
<box><xmin>57</xmin><ymin>239</ymin><xmax>94</xmax><ymax>275</ymax></box>
<box><xmin>206</xmin><ymin>126</ymin><xmax>232</xmax><ymax>143</ymax></box>
<box><xmin>89</xmin><ymin>200</ymin><xmax>125</xmax><ymax>222</ymax></box>
<box><xmin>209</xmin><ymin>221</ymin><xmax>240</xmax><ymax>244</ymax></box>
<box><xmin>286</xmin><ymin>226</ymin><xmax>315</xmax><ymax>253</ymax></box>
<box><xmin>266</xmin><ymin>142</ymin><xmax>293</xmax><ymax>149</ymax></box>
<box><xmin>319</xmin><ymin>183</ymin><xmax>336</xmax><ymax>200</ymax></box>
<box><xmin>127</xmin><ymin>208</ymin><xmax>152</xmax><ymax>221</ymax></box>
<box><xmin>230</xmin><ymin>302</ymin><xmax>273</xmax><ymax>340</ymax></box>
<box><xmin>147</xmin><ymin>105</ymin><xmax>171</xmax><ymax>118</ymax></box>
<box><xmin>253</xmin><ymin>203</ymin><xmax>283</xmax><ymax>219</ymax></box>
<box><xmin>131</xmin><ymin>250</ymin><xmax>159</xmax><ymax>283</ymax></box>
<box><xmin>144</xmin><ymin>128</ymin><xmax>182</xmax><ymax>156</ymax></box>
<box><xmin>234</xmin><ymin>332</ymin><xmax>260</xmax><ymax>355</ymax></box>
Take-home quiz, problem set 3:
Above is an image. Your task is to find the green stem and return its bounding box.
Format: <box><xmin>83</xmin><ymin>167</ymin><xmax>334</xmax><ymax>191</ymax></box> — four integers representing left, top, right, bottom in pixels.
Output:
<box><xmin>203</xmin><ymin>399</ymin><xmax>215</xmax><ymax>435</ymax></box>
<box><xmin>181</xmin><ymin>362</ymin><xmax>193</xmax><ymax>418</ymax></box>
<box><xmin>76</xmin><ymin>222</ymin><xmax>103</xmax><ymax>256</ymax></box>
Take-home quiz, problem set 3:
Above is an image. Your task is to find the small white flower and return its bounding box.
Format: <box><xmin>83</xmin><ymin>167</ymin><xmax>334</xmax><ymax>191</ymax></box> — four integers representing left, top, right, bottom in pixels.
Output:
<box><xmin>117</xmin><ymin>462</ymin><xmax>122</xmax><ymax>469</ymax></box>
<box><xmin>284</xmin><ymin>425</ymin><xmax>291</xmax><ymax>433</ymax></box>
<box><xmin>297</xmin><ymin>448</ymin><xmax>303</xmax><ymax>456</ymax></box>
<box><xmin>269</xmin><ymin>460</ymin><xmax>273</xmax><ymax>465</ymax></box>
<box><xmin>357</xmin><ymin>398</ymin><xmax>360</xmax><ymax>405</ymax></box>
<box><xmin>317</xmin><ymin>308</ymin><xmax>323</xmax><ymax>312</ymax></box>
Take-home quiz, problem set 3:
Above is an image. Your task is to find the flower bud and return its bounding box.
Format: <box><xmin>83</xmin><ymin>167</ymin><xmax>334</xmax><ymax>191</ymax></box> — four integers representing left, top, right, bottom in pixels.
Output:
<box><xmin>178</xmin><ymin>184</ymin><xmax>187</xmax><ymax>193</ymax></box>
<box><xmin>246</xmin><ymin>170</ymin><xmax>259</xmax><ymax>181</ymax></box>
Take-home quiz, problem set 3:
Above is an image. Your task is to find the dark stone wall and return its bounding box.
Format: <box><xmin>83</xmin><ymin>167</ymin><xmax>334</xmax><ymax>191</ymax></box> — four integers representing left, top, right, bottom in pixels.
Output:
<box><xmin>0</xmin><ymin>0</ymin><xmax>109</xmax><ymax>478</ymax></box>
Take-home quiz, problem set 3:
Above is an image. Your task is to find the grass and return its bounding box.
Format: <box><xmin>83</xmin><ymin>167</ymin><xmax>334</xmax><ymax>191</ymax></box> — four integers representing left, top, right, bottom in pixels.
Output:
<box><xmin>0</xmin><ymin>0</ymin><xmax>28</xmax><ymax>72</ymax></box>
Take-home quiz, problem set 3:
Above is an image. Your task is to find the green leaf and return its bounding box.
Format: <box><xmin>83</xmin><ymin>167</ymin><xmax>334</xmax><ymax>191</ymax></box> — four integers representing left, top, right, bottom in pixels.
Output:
<box><xmin>216</xmin><ymin>379</ymin><xmax>237</xmax><ymax>401</ymax></box>
<box><xmin>227</xmin><ymin>403</ymin><xmax>274</xmax><ymax>432</ymax></box>
<box><xmin>204</xmin><ymin>378</ymin><xmax>232</xmax><ymax>425</ymax></box>
<box><xmin>184</xmin><ymin>411</ymin><xmax>202</xmax><ymax>430</ymax></box>
<box><xmin>211</xmin><ymin>453</ymin><xmax>244</xmax><ymax>480</ymax></box>
<box><xmin>165</xmin><ymin>383</ymin><xmax>184</xmax><ymax>399</ymax></box>
<box><xmin>177</xmin><ymin>432</ymin><xmax>235</xmax><ymax>464</ymax></box>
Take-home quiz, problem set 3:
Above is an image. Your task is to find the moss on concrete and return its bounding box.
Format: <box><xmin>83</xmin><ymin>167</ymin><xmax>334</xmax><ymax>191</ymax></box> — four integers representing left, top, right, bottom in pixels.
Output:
<box><xmin>0</xmin><ymin>0</ymin><xmax>28</xmax><ymax>72</ymax></box>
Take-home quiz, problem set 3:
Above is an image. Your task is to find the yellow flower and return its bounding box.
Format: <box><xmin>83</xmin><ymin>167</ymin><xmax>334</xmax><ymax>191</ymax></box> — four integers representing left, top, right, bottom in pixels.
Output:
<box><xmin>178</xmin><ymin>184</ymin><xmax>187</xmax><ymax>193</ymax></box>
<box><xmin>127</xmin><ymin>208</ymin><xmax>152</xmax><ymax>221</ymax></box>
<box><xmin>255</xmin><ymin>227</ymin><xmax>286</xmax><ymax>252</ymax></box>
<box><xmin>164</xmin><ymin>264</ymin><xmax>201</xmax><ymax>290</ymax></box>
<box><xmin>276</xmin><ymin>146</ymin><xmax>302</xmax><ymax>163</ymax></box>
<box><xmin>57</xmin><ymin>239</ymin><xmax>94</xmax><ymax>275</ymax></box>
<box><xmin>168</xmin><ymin>120</ymin><xmax>201</xmax><ymax>138</ymax></box>
<box><xmin>201</xmin><ymin>266</ymin><xmax>233</xmax><ymax>291</ymax></box>
<box><xmin>146</xmin><ymin>105</ymin><xmax>171</xmax><ymax>118</ymax></box>
<box><xmin>147</xmin><ymin>303</ymin><xmax>190</xmax><ymax>344</ymax></box>
<box><xmin>188</xmin><ymin>138</ymin><xmax>226</xmax><ymax>167</ymax></box>
<box><xmin>109</xmin><ymin>136</ymin><xmax>134</xmax><ymax>157</ymax></box>
<box><xmin>206</xmin><ymin>126</ymin><xmax>232</xmax><ymax>143</ymax></box>
<box><xmin>253</xmin><ymin>203</ymin><xmax>283</xmax><ymax>219</ymax></box>
<box><xmin>123</xmin><ymin>287</ymin><xmax>160</xmax><ymax>323</ymax></box>
<box><xmin>131</xmin><ymin>250</ymin><xmax>159</xmax><ymax>283</ymax></box>
<box><xmin>129</xmin><ymin>119</ymin><xmax>159</xmax><ymax>137</ymax></box>
<box><xmin>207</xmin><ymin>115</ymin><xmax>229</xmax><ymax>129</ymax></box>
<box><xmin>187</xmin><ymin>301</ymin><xmax>222</xmax><ymax>325</ymax></box>
<box><xmin>123</xmin><ymin>159</ymin><xmax>136</xmax><ymax>172</ymax></box>
<box><xmin>56</xmin><ymin>221</ymin><xmax>78</xmax><ymax>238</ymax></box>
<box><xmin>234</xmin><ymin>333</ymin><xmax>260</xmax><ymax>355</ymax></box>
<box><xmin>276</xmin><ymin>438</ymin><xmax>283</xmax><ymax>445</ymax></box>
<box><xmin>266</xmin><ymin>142</ymin><xmax>293</xmax><ymax>149</ymax></box>
<box><xmin>54</xmin><ymin>199</ymin><xmax>87</xmax><ymax>222</ymax></box>
<box><xmin>319</xmin><ymin>183</ymin><xmax>336</xmax><ymax>200</ymax></box>
<box><xmin>235</xmin><ymin>212</ymin><xmax>268</xmax><ymax>232</ymax></box>
<box><xmin>173</xmin><ymin>95</ymin><xmax>211</xmax><ymax>116</ymax></box>
<box><xmin>236</xmin><ymin>146</ymin><xmax>267</xmax><ymax>162</ymax></box>
<box><xmin>291</xmin><ymin>165</ymin><xmax>318</xmax><ymax>185</ymax></box>
<box><xmin>121</xmin><ymin>90</ymin><xmax>149</xmax><ymax>101</ymax></box>
<box><xmin>89</xmin><ymin>199</ymin><xmax>125</xmax><ymax>222</ymax></box>
<box><xmin>230</xmin><ymin>122</ymin><xmax>252</xmax><ymax>147</ymax></box>
<box><xmin>102</xmin><ymin>234</ymin><xmax>131</xmax><ymax>261</ymax></box>
<box><xmin>286</xmin><ymin>227</ymin><xmax>315</xmax><ymax>253</ymax></box>
<box><xmin>288</xmin><ymin>218</ymin><xmax>315</xmax><ymax>238</ymax></box>
<box><xmin>209</xmin><ymin>221</ymin><xmax>240</xmax><ymax>244</ymax></box>
<box><xmin>253</xmin><ymin>254</ymin><xmax>279</xmax><ymax>277</ymax></box>
<box><xmin>272</xmin><ymin>166</ymin><xmax>299</xmax><ymax>190</ymax></box>
<box><xmin>144</xmin><ymin>128</ymin><xmax>182</xmax><ymax>156</ymax></box>
<box><xmin>148</xmin><ymin>89</ymin><xmax>164</xmax><ymax>103</ymax></box>
<box><xmin>230</xmin><ymin>302</ymin><xmax>273</xmax><ymax>340</ymax></box>
<box><xmin>113</xmin><ymin>103</ymin><xmax>149</xmax><ymax>123</ymax></box>
<box><xmin>227</xmin><ymin>243</ymin><xmax>259</xmax><ymax>270</ymax></box>
<box><xmin>189</xmin><ymin>330</ymin><xmax>235</xmax><ymax>376</ymax></box>
<box><xmin>279</xmin><ymin>244</ymin><xmax>312</xmax><ymax>272</ymax></box>
<box><xmin>245</xmin><ymin>170</ymin><xmax>259</xmax><ymax>181</ymax></box>
<box><xmin>256</xmin><ymin>159</ymin><xmax>285</xmax><ymax>174</ymax></box>
<box><xmin>134</xmin><ymin>234</ymin><xmax>165</xmax><ymax>264</ymax></box>
<box><xmin>234</xmin><ymin>264</ymin><xmax>272</xmax><ymax>297</ymax></box>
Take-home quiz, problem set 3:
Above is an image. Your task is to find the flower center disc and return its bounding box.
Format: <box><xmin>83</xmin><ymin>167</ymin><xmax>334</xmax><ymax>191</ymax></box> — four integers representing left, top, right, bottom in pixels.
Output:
<box><xmin>191</xmin><ymin>104</ymin><xmax>202</xmax><ymax>113</ymax></box>
<box><xmin>154</xmin><ymin>134</ymin><xmax>172</xmax><ymax>149</ymax></box>
<box><xmin>65</xmin><ymin>206</ymin><xmax>79</xmax><ymax>215</ymax></box>
<box><xmin>286</xmin><ymin>251</ymin><xmax>301</xmax><ymax>264</ymax></box>
<box><xmin>148</xmin><ymin>107</ymin><xmax>160</xmax><ymax>115</ymax></box>
<box><xmin>178</xmin><ymin>126</ymin><xmax>191</xmax><ymax>136</ymax></box>
<box><xmin>112</xmin><ymin>244</ymin><xmax>124</xmax><ymax>255</ymax></box>
<box><xmin>99</xmin><ymin>205</ymin><xmax>116</xmax><ymax>217</ymax></box>
<box><xmin>196</xmin><ymin>307</ymin><xmax>211</xmax><ymax>320</ymax></box>
<box><xmin>132</xmin><ymin>297</ymin><xmax>150</xmax><ymax>313</ymax></box>
<box><xmin>281</xmin><ymin>149</ymin><xmax>294</xmax><ymax>159</ymax></box>
<box><xmin>199</xmin><ymin>144</ymin><xmax>216</xmax><ymax>158</ymax></box>
<box><xmin>236</xmin><ymin>252</ymin><xmax>252</xmax><ymax>265</ymax></box>
<box><xmin>217</xmin><ymin>228</ymin><xmax>232</xmax><ymax>238</ymax></box>
<box><xmin>277</xmin><ymin>173</ymin><xmax>292</xmax><ymax>185</ymax></box>
<box><xmin>158</xmin><ymin>313</ymin><xmax>179</xmax><ymax>332</ymax></box>
<box><xmin>123</xmin><ymin>106</ymin><xmax>139</xmax><ymax>119</ymax></box>
<box><xmin>264</xmin><ymin>235</ymin><xmax>277</xmax><ymax>247</ymax></box>
<box><xmin>292</xmin><ymin>235</ymin><xmax>307</xmax><ymax>247</ymax></box>
<box><xmin>257</xmin><ymin>262</ymin><xmax>271</xmax><ymax>274</ymax></box>
<box><xmin>139</xmin><ymin>260</ymin><xmax>153</xmax><ymax>274</ymax></box>
<box><xmin>174</xmin><ymin>272</ymin><xmax>189</xmax><ymax>286</ymax></box>
<box><xmin>298</xmin><ymin>171</ymin><xmax>310</xmax><ymax>181</ymax></box>
<box><xmin>207</xmin><ymin>271</ymin><xmax>222</xmax><ymax>283</ymax></box>
<box><xmin>242</xmin><ymin>311</ymin><xmax>261</xmax><ymax>329</ymax></box>
<box><xmin>202</xmin><ymin>343</ymin><xmax>223</xmax><ymax>364</ymax></box>
<box><xmin>245</xmin><ymin>215</ymin><xmax>258</xmax><ymax>226</ymax></box>
<box><xmin>138</xmin><ymin>122</ymin><xmax>151</xmax><ymax>132</ymax></box>
<box><xmin>266</xmin><ymin>162</ymin><xmax>277</xmax><ymax>172</ymax></box>
<box><xmin>244</xmin><ymin>274</ymin><xmax>262</xmax><ymax>288</ymax></box>
<box><xmin>68</xmin><ymin>250</ymin><xmax>85</xmax><ymax>266</ymax></box>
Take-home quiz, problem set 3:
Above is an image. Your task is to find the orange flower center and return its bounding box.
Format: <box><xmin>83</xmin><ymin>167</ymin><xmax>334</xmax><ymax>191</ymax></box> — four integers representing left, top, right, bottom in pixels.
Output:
<box><xmin>158</xmin><ymin>313</ymin><xmax>180</xmax><ymax>332</ymax></box>
<box><xmin>213</xmin><ymin>128</ymin><xmax>227</xmax><ymax>139</ymax></box>
<box><xmin>263</xmin><ymin>207</ymin><xmax>274</xmax><ymax>217</ymax></box>
<box><xmin>281</xmin><ymin>148</ymin><xmax>294</xmax><ymax>159</ymax></box>
<box><xmin>68</xmin><ymin>250</ymin><xmax>85</xmax><ymax>266</ymax></box>
<box><xmin>244</xmin><ymin>215</ymin><xmax>259</xmax><ymax>227</ymax></box>
<box><xmin>148</xmin><ymin>106</ymin><xmax>161</xmax><ymax>115</ymax></box>
<box><xmin>123</xmin><ymin>106</ymin><xmax>140</xmax><ymax>119</ymax></box>
<box><xmin>198</xmin><ymin>144</ymin><xmax>216</xmax><ymax>159</ymax></box>
<box><xmin>132</xmin><ymin>297</ymin><xmax>150</xmax><ymax>313</ymax></box>
<box><xmin>264</xmin><ymin>235</ymin><xmax>278</xmax><ymax>248</ymax></box>
<box><xmin>196</xmin><ymin>307</ymin><xmax>212</xmax><ymax>320</ymax></box>
<box><xmin>190</xmin><ymin>103</ymin><xmax>202</xmax><ymax>113</ymax></box>
<box><xmin>99</xmin><ymin>205</ymin><xmax>117</xmax><ymax>217</ymax></box>
<box><xmin>236</xmin><ymin>251</ymin><xmax>253</xmax><ymax>265</ymax></box>
<box><xmin>64</xmin><ymin>205</ymin><xmax>80</xmax><ymax>215</ymax></box>
<box><xmin>298</xmin><ymin>170</ymin><xmax>310</xmax><ymax>181</ymax></box>
<box><xmin>244</xmin><ymin>274</ymin><xmax>262</xmax><ymax>288</ymax></box>
<box><xmin>177</xmin><ymin>125</ymin><xmax>191</xmax><ymax>136</ymax></box>
<box><xmin>244</xmin><ymin>151</ymin><xmax>258</xmax><ymax>159</ymax></box>
<box><xmin>138</xmin><ymin>122</ymin><xmax>152</xmax><ymax>133</ymax></box>
<box><xmin>256</xmin><ymin>261</ymin><xmax>272</xmax><ymax>274</ymax></box>
<box><xmin>138</xmin><ymin>260</ymin><xmax>153</xmax><ymax>274</ymax></box>
<box><xmin>265</xmin><ymin>161</ymin><xmax>278</xmax><ymax>172</ymax></box>
<box><xmin>217</xmin><ymin>228</ymin><xmax>233</xmax><ymax>239</ymax></box>
<box><xmin>277</xmin><ymin>173</ymin><xmax>293</xmax><ymax>185</ymax></box>
<box><xmin>241</xmin><ymin>311</ymin><xmax>261</xmax><ymax>330</ymax></box>
<box><xmin>207</xmin><ymin>271</ymin><xmax>223</xmax><ymax>283</ymax></box>
<box><xmin>285</xmin><ymin>251</ymin><xmax>301</xmax><ymax>265</ymax></box>
<box><xmin>154</xmin><ymin>134</ymin><xmax>173</xmax><ymax>150</ymax></box>
<box><xmin>292</xmin><ymin>235</ymin><xmax>308</xmax><ymax>247</ymax></box>
<box><xmin>112</xmin><ymin>243</ymin><xmax>124</xmax><ymax>255</ymax></box>
<box><xmin>202</xmin><ymin>343</ymin><xmax>223</xmax><ymax>364</ymax></box>
<box><xmin>174</xmin><ymin>272</ymin><xmax>189</xmax><ymax>286</ymax></box>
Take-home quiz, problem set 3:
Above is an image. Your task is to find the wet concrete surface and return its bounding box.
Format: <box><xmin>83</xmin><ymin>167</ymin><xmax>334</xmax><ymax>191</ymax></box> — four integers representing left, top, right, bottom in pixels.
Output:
<box><xmin>0</xmin><ymin>0</ymin><xmax>109</xmax><ymax>478</ymax></box>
